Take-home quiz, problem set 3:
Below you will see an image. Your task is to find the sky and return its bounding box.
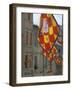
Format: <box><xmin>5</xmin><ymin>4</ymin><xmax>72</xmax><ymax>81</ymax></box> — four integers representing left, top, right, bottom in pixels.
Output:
<box><xmin>33</xmin><ymin>14</ymin><xmax>62</xmax><ymax>26</ymax></box>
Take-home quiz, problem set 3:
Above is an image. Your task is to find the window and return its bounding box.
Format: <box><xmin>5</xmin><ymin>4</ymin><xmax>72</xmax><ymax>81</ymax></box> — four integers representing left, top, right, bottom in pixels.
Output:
<box><xmin>26</xmin><ymin>31</ymin><xmax>28</xmax><ymax>45</ymax></box>
<box><xmin>44</xmin><ymin>56</ymin><xmax>48</xmax><ymax>68</ymax></box>
<box><xmin>23</xmin><ymin>31</ymin><xmax>28</xmax><ymax>45</ymax></box>
<box><xmin>24</xmin><ymin>54</ymin><xmax>32</xmax><ymax>68</ymax></box>
<box><xmin>28</xmin><ymin>54</ymin><xmax>32</xmax><ymax>68</ymax></box>
<box><xmin>58</xmin><ymin>48</ymin><xmax>61</xmax><ymax>53</ymax></box>
<box><xmin>28</xmin><ymin>14</ymin><xmax>30</xmax><ymax>21</ymax></box>
<box><xmin>30</xmin><ymin>33</ymin><xmax>32</xmax><ymax>45</ymax></box>
<box><xmin>28</xmin><ymin>32</ymin><xmax>32</xmax><ymax>45</ymax></box>
<box><xmin>34</xmin><ymin>31</ymin><xmax>38</xmax><ymax>47</ymax></box>
<box><xmin>24</xmin><ymin>55</ymin><xmax>28</xmax><ymax>68</ymax></box>
<box><xmin>23</xmin><ymin>31</ymin><xmax>32</xmax><ymax>46</ymax></box>
<box><xmin>34</xmin><ymin>56</ymin><xmax>38</xmax><ymax>69</ymax></box>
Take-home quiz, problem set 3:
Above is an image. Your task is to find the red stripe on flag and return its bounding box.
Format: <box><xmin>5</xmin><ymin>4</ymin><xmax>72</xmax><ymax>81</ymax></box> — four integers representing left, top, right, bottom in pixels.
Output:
<box><xmin>49</xmin><ymin>34</ymin><xmax>55</xmax><ymax>42</ymax></box>
<box><xmin>53</xmin><ymin>26</ymin><xmax>59</xmax><ymax>34</ymax></box>
<box><xmin>45</xmin><ymin>43</ymin><xmax>51</xmax><ymax>50</ymax></box>
<box><xmin>47</xmin><ymin>17</ymin><xmax>52</xmax><ymax>27</ymax></box>
<box><xmin>39</xmin><ymin>35</ymin><xmax>44</xmax><ymax>44</ymax></box>
<box><xmin>41</xmin><ymin>14</ymin><xmax>47</xmax><ymax>18</ymax></box>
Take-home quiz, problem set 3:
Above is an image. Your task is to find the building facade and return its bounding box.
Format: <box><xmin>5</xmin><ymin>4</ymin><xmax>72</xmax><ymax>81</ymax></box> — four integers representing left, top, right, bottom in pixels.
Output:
<box><xmin>21</xmin><ymin>13</ymin><xmax>63</xmax><ymax>77</ymax></box>
<box><xmin>21</xmin><ymin>13</ymin><xmax>33</xmax><ymax>77</ymax></box>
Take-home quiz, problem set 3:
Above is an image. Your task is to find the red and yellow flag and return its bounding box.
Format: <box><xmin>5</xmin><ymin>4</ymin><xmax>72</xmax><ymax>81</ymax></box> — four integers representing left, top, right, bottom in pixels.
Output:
<box><xmin>38</xmin><ymin>14</ymin><xmax>61</xmax><ymax>64</ymax></box>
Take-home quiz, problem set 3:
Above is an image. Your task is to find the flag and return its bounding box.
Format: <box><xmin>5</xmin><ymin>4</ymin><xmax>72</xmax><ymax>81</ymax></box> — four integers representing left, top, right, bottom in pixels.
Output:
<box><xmin>38</xmin><ymin>14</ymin><xmax>61</xmax><ymax>64</ymax></box>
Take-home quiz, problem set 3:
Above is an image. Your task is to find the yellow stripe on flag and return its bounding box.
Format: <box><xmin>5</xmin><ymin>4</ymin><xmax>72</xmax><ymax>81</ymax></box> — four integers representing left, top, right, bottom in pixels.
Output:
<box><xmin>51</xmin><ymin>17</ymin><xmax>56</xmax><ymax>26</ymax></box>
<box><xmin>44</xmin><ymin>35</ymin><xmax>49</xmax><ymax>43</ymax></box>
<box><xmin>48</xmin><ymin>26</ymin><xmax>53</xmax><ymax>35</ymax></box>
